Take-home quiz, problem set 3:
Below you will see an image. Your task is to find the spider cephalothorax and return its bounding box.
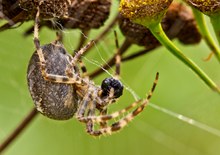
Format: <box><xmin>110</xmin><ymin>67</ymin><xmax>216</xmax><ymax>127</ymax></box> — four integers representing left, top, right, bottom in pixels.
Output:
<box><xmin>27</xmin><ymin>4</ymin><xmax>159</xmax><ymax>136</ymax></box>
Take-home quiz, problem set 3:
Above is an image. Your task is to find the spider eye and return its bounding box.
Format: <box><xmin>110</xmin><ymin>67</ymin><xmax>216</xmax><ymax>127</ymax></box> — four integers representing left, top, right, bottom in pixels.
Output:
<box><xmin>101</xmin><ymin>78</ymin><xmax>123</xmax><ymax>98</ymax></box>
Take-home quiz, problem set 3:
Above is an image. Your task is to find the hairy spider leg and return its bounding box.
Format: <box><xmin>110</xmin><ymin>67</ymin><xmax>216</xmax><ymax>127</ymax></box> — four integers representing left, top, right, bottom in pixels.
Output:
<box><xmin>86</xmin><ymin>100</ymin><xmax>96</xmax><ymax>133</ymax></box>
<box><xmin>33</xmin><ymin>3</ymin><xmax>159</xmax><ymax>137</ymax></box>
<box><xmin>85</xmin><ymin>72</ymin><xmax>159</xmax><ymax>136</ymax></box>
<box><xmin>114</xmin><ymin>30</ymin><xmax>121</xmax><ymax>79</ymax></box>
<box><xmin>82</xmin><ymin>30</ymin><xmax>128</xmax><ymax>133</ymax></box>
<box><xmin>65</xmin><ymin>40</ymin><xmax>94</xmax><ymax>78</ymax></box>
<box><xmin>55</xmin><ymin>31</ymin><xmax>89</xmax><ymax>79</ymax></box>
<box><xmin>77</xmin><ymin>94</ymin><xmax>91</xmax><ymax>117</ymax></box>
<box><xmin>78</xmin><ymin>100</ymin><xmax>141</xmax><ymax>123</ymax></box>
<box><xmin>79</xmin><ymin>72</ymin><xmax>159</xmax><ymax>123</ymax></box>
<box><xmin>78</xmin><ymin>59</ymin><xmax>88</xmax><ymax>78</ymax></box>
<box><xmin>76</xmin><ymin>87</ymin><xmax>100</xmax><ymax>133</ymax></box>
<box><xmin>75</xmin><ymin>65</ymin><xmax>123</xmax><ymax>133</ymax></box>
<box><xmin>33</xmin><ymin>6</ymin><xmax>89</xmax><ymax>85</ymax></box>
<box><xmin>75</xmin><ymin>30</ymin><xmax>158</xmax><ymax>136</ymax></box>
<box><xmin>80</xmin><ymin>31</ymin><xmax>124</xmax><ymax>130</ymax></box>
<box><xmin>96</xmin><ymin>30</ymin><xmax>122</xmax><ymax>129</ymax></box>
<box><xmin>33</xmin><ymin>6</ymin><xmax>47</xmax><ymax>78</ymax></box>
<box><xmin>55</xmin><ymin>31</ymin><xmax>63</xmax><ymax>42</ymax></box>
<box><xmin>70</xmin><ymin>40</ymin><xmax>94</xmax><ymax>65</ymax></box>
<box><xmin>98</xmin><ymin>108</ymin><xmax>108</xmax><ymax>128</ymax></box>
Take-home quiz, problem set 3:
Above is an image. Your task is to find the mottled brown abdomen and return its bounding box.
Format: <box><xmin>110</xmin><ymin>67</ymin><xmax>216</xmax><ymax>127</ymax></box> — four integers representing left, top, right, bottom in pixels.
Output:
<box><xmin>27</xmin><ymin>43</ymin><xmax>79</xmax><ymax>120</ymax></box>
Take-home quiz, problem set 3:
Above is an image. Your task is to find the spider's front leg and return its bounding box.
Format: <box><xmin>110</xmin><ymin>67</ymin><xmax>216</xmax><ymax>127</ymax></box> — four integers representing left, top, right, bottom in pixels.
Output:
<box><xmin>33</xmin><ymin>6</ymin><xmax>86</xmax><ymax>85</ymax></box>
<box><xmin>75</xmin><ymin>90</ymin><xmax>99</xmax><ymax>134</ymax></box>
<box><xmin>33</xmin><ymin>6</ymin><xmax>47</xmax><ymax>77</ymax></box>
<box><xmin>98</xmin><ymin>108</ymin><xmax>108</xmax><ymax>128</ymax></box>
<box><xmin>65</xmin><ymin>40</ymin><xmax>94</xmax><ymax>76</ymax></box>
<box><xmin>84</xmin><ymin>99</ymin><xmax>149</xmax><ymax>136</ymax></box>
<box><xmin>81</xmin><ymin>72</ymin><xmax>159</xmax><ymax>136</ymax></box>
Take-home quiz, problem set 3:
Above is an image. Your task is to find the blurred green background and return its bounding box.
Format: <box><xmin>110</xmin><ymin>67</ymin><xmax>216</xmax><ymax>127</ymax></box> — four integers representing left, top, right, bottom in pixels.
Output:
<box><xmin>1</xmin><ymin>2</ymin><xmax>220</xmax><ymax>155</ymax></box>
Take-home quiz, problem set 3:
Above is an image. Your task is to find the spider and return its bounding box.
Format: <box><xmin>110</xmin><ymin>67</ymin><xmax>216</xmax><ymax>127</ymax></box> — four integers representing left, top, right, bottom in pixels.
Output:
<box><xmin>27</xmin><ymin>5</ymin><xmax>159</xmax><ymax>136</ymax></box>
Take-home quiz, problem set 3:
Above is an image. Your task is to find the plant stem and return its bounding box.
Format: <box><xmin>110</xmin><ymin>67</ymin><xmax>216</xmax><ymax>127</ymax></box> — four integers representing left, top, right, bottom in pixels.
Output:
<box><xmin>149</xmin><ymin>23</ymin><xmax>220</xmax><ymax>93</ymax></box>
<box><xmin>193</xmin><ymin>9</ymin><xmax>220</xmax><ymax>63</ymax></box>
<box><xmin>210</xmin><ymin>14</ymin><xmax>220</xmax><ymax>45</ymax></box>
<box><xmin>0</xmin><ymin>108</ymin><xmax>38</xmax><ymax>153</ymax></box>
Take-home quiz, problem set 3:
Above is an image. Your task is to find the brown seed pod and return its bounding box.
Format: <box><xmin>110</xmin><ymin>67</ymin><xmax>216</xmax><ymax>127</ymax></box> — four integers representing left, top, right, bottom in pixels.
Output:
<box><xmin>165</xmin><ymin>2</ymin><xmax>201</xmax><ymax>44</ymax></box>
<box><xmin>184</xmin><ymin>0</ymin><xmax>220</xmax><ymax>16</ymax></box>
<box><xmin>119</xmin><ymin>2</ymin><xmax>201</xmax><ymax>47</ymax></box>
<box><xmin>19</xmin><ymin>0</ymin><xmax>70</xmax><ymax>19</ymax></box>
<box><xmin>119</xmin><ymin>16</ymin><xmax>159</xmax><ymax>47</ymax></box>
<box><xmin>61</xmin><ymin>0</ymin><xmax>111</xmax><ymax>30</ymax></box>
<box><xmin>0</xmin><ymin>0</ymin><xmax>111</xmax><ymax>31</ymax></box>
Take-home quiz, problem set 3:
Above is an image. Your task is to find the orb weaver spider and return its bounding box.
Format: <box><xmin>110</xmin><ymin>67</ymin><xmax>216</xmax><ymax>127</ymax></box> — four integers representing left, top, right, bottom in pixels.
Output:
<box><xmin>27</xmin><ymin>4</ymin><xmax>159</xmax><ymax>136</ymax></box>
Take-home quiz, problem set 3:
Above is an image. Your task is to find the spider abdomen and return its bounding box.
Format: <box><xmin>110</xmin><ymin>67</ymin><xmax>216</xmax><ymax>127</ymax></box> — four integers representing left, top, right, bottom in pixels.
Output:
<box><xmin>27</xmin><ymin>43</ymin><xmax>79</xmax><ymax>120</ymax></box>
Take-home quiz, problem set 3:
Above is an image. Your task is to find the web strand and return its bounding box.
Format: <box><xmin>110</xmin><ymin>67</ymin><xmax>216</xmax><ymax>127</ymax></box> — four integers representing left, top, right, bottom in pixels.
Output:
<box><xmin>78</xmin><ymin>30</ymin><xmax>220</xmax><ymax>139</ymax></box>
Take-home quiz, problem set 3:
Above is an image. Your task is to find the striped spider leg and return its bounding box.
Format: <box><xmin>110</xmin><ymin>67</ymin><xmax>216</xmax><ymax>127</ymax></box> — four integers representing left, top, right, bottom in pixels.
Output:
<box><xmin>77</xmin><ymin>72</ymin><xmax>159</xmax><ymax>136</ymax></box>
<box><xmin>33</xmin><ymin>5</ymin><xmax>93</xmax><ymax>85</ymax></box>
<box><xmin>74</xmin><ymin>32</ymin><xmax>159</xmax><ymax>136</ymax></box>
<box><xmin>30</xmin><ymin>4</ymin><xmax>159</xmax><ymax>136</ymax></box>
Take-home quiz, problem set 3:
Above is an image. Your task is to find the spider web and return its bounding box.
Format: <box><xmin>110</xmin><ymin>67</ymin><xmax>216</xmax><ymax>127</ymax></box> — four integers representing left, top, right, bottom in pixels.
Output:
<box><xmin>53</xmin><ymin>14</ymin><xmax>220</xmax><ymax>135</ymax></box>
<box><xmin>0</xmin><ymin>5</ymin><xmax>220</xmax><ymax>154</ymax></box>
<box><xmin>72</xmin><ymin>29</ymin><xmax>220</xmax><ymax>133</ymax></box>
<box><xmin>79</xmin><ymin>30</ymin><xmax>220</xmax><ymax>154</ymax></box>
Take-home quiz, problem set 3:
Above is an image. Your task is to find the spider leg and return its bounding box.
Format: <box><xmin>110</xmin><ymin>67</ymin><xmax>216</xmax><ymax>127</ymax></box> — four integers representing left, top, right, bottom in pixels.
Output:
<box><xmin>79</xmin><ymin>37</ymin><xmax>159</xmax><ymax>124</ymax></box>
<box><xmin>75</xmin><ymin>29</ymin><xmax>90</xmax><ymax>52</ymax></box>
<box><xmin>55</xmin><ymin>31</ymin><xmax>63</xmax><ymax>43</ymax></box>
<box><xmin>33</xmin><ymin>6</ymin><xmax>86</xmax><ymax>85</ymax></box>
<box><xmin>71</xmin><ymin>30</ymin><xmax>90</xmax><ymax>78</ymax></box>
<box><xmin>71</xmin><ymin>40</ymin><xmax>94</xmax><ymax>65</ymax></box>
<box><xmin>87</xmin><ymin>92</ymin><xmax>156</xmax><ymax>136</ymax></box>
<box><xmin>78</xmin><ymin>59</ymin><xmax>88</xmax><ymax>78</ymax></box>
<box><xmin>33</xmin><ymin>6</ymin><xmax>48</xmax><ymax>79</ymax></box>
<box><xmin>80</xmin><ymin>72</ymin><xmax>159</xmax><ymax>136</ymax></box>
<box><xmin>85</xmin><ymin>101</ymin><xmax>96</xmax><ymax>133</ymax></box>
<box><xmin>86</xmin><ymin>97</ymin><xmax>150</xmax><ymax>136</ymax></box>
<box><xmin>114</xmin><ymin>31</ymin><xmax>121</xmax><ymax>79</ymax></box>
<box><xmin>99</xmin><ymin>108</ymin><xmax>108</xmax><ymax>128</ymax></box>
<box><xmin>79</xmin><ymin>72</ymin><xmax>158</xmax><ymax>123</ymax></box>
<box><xmin>75</xmin><ymin>91</ymin><xmax>98</xmax><ymax>134</ymax></box>
<box><xmin>77</xmin><ymin>99</ymin><xmax>89</xmax><ymax>118</ymax></box>
<box><xmin>65</xmin><ymin>40</ymin><xmax>94</xmax><ymax>78</ymax></box>
<box><xmin>76</xmin><ymin>89</ymin><xmax>96</xmax><ymax>119</ymax></box>
<box><xmin>78</xmin><ymin>100</ymin><xmax>142</xmax><ymax>123</ymax></box>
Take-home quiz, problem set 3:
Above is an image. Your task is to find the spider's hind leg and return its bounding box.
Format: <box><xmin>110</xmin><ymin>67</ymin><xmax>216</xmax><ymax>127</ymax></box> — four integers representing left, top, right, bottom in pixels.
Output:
<box><xmin>33</xmin><ymin>6</ymin><xmax>84</xmax><ymax>85</ymax></box>
<box><xmin>85</xmin><ymin>72</ymin><xmax>159</xmax><ymax>136</ymax></box>
<box><xmin>33</xmin><ymin>6</ymin><xmax>47</xmax><ymax>78</ymax></box>
<box><xmin>65</xmin><ymin>40</ymin><xmax>94</xmax><ymax>79</ymax></box>
<box><xmin>71</xmin><ymin>40</ymin><xmax>94</xmax><ymax>66</ymax></box>
<box><xmin>114</xmin><ymin>30</ymin><xmax>121</xmax><ymax>79</ymax></box>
